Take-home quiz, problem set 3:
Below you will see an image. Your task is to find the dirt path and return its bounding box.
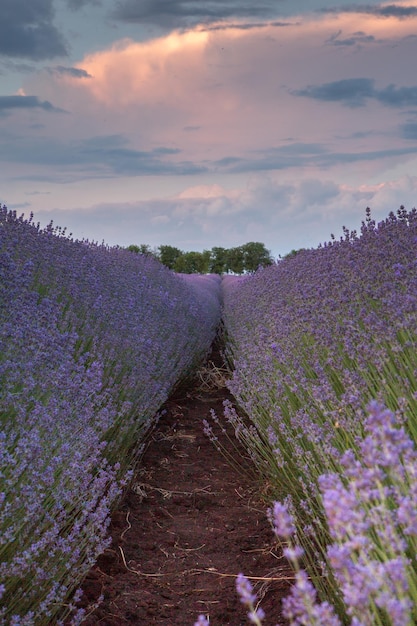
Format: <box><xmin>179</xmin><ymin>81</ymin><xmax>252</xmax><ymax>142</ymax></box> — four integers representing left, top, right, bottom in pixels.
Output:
<box><xmin>75</xmin><ymin>349</ymin><xmax>292</xmax><ymax>625</ymax></box>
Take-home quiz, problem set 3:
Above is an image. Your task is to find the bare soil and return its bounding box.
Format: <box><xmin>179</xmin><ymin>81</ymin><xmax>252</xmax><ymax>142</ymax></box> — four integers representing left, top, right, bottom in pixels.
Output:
<box><xmin>74</xmin><ymin>346</ymin><xmax>293</xmax><ymax>625</ymax></box>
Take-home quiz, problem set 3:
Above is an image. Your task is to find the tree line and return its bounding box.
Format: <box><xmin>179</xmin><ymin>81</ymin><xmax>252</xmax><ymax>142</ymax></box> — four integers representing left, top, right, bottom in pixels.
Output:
<box><xmin>126</xmin><ymin>242</ymin><xmax>274</xmax><ymax>274</ymax></box>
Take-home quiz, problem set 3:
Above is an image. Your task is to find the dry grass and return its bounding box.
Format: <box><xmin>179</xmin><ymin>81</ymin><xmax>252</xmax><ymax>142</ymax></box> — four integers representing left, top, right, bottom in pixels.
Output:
<box><xmin>194</xmin><ymin>360</ymin><xmax>230</xmax><ymax>392</ymax></box>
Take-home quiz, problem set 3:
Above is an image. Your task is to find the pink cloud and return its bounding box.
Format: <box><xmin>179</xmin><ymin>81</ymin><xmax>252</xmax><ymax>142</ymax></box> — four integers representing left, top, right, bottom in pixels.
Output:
<box><xmin>44</xmin><ymin>13</ymin><xmax>411</xmax><ymax>152</ymax></box>
<box><xmin>10</xmin><ymin>4</ymin><xmax>416</xmax><ymax>192</ymax></box>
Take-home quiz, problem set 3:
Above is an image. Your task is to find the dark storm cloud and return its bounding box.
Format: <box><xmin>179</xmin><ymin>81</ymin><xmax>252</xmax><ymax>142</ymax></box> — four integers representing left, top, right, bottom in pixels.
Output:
<box><xmin>47</xmin><ymin>66</ymin><xmax>92</xmax><ymax>78</ymax></box>
<box><xmin>0</xmin><ymin>95</ymin><xmax>66</xmax><ymax>115</ymax></box>
<box><xmin>294</xmin><ymin>79</ymin><xmax>417</xmax><ymax>108</ymax></box>
<box><xmin>321</xmin><ymin>4</ymin><xmax>417</xmax><ymax>18</ymax></box>
<box><xmin>0</xmin><ymin>0</ymin><xmax>67</xmax><ymax>60</ymax></box>
<box><xmin>111</xmin><ymin>0</ymin><xmax>280</xmax><ymax>28</ymax></box>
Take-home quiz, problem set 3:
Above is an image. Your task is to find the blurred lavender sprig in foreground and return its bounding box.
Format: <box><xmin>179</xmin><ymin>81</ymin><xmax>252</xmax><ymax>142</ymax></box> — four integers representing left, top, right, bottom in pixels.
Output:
<box><xmin>0</xmin><ymin>205</ymin><xmax>221</xmax><ymax>624</ymax></box>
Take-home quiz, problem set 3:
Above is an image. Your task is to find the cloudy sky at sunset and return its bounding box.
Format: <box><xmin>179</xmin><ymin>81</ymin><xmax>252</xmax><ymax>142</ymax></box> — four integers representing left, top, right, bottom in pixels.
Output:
<box><xmin>2</xmin><ymin>0</ymin><xmax>417</xmax><ymax>256</ymax></box>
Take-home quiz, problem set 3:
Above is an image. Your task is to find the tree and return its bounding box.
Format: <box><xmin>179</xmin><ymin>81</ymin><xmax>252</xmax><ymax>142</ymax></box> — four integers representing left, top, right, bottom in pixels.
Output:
<box><xmin>133</xmin><ymin>241</ymin><xmax>273</xmax><ymax>274</ymax></box>
<box><xmin>226</xmin><ymin>246</ymin><xmax>245</xmax><ymax>274</ymax></box>
<box><xmin>209</xmin><ymin>247</ymin><xmax>228</xmax><ymax>274</ymax></box>
<box><xmin>174</xmin><ymin>250</ymin><xmax>210</xmax><ymax>274</ymax></box>
<box><xmin>241</xmin><ymin>242</ymin><xmax>273</xmax><ymax>272</ymax></box>
<box><xmin>127</xmin><ymin>244</ymin><xmax>155</xmax><ymax>256</ymax></box>
<box><xmin>127</xmin><ymin>244</ymin><xmax>140</xmax><ymax>253</ymax></box>
<box><xmin>158</xmin><ymin>245</ymin><xmax>183</xmax><ymax>270</ymax></box>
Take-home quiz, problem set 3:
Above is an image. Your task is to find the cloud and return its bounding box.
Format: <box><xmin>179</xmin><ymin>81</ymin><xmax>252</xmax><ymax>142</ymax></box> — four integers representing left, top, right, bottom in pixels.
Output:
<box><xmin>111</xmin><ymin>0</ymin><xmax>281</xmax><ymax>28</ymax></box>
<box><xmin>25</xmin><ymin>190</ymin><xmax>51</xmax><ymax>196</ymax></box>
<box><xmin>294</xmin><ymin>78</ymin><xmax>417</xmax><ymax>108</ymax></box>
<box><xmin>0</xmin><ymin>130</ymin><xmax>206</xmax><ymax>179</ymax></box>
<box><xmin>36</xmin><ymin>21</ymin><xmax>335</xmax><ymax>157</ymax></box>
<box><xmin>12</xmin><ymin>11</ymin><xmax>417</xmax><ymax>188</ymax></box>
<box><xmin>375</xmin><ymin>4</ymin><xmax>417</xmax><ymax>17</ymax></box>
<box><xmin>17</xmin><ymin>128</ymin><xmax>399</xmax><ymax>180</ymax></box>
<box><xmin>210</xmin><ymin>143</ymin><xmax>417</xmax><ymax>174</ymax></box>
<box><xmin>294</xmin><ymin>78</ymin><xmax>376</xmax><ymax>107</ymax></box>
<box><xmin>0</xmin><ymin>0</ymin><xmax>67</xmax><ymax>60</ymax></box>
<box><xmin>66</xmin><ymin>0</ymin><xmax>102</xmax><ymax>9</ymax></box>
<box><xmin>23</xmin><ymin>175</ymin><xmax>417</xmax><ymax>255</ymax></box>
<box><xmin>0</xmin><ymin>59</ymin><xmax>37</xmax><ymax>75</ymax></box>
<box><xmin>321</xmin><ymin>4</ymin><xmax>417</xmax><ymax>18</ymax></box>
<box><xmin>8</xmin><ymin>202</ymin><xmax>32</xmax><ymax>210</ymax></box>
<box><xmin>211</xmin><ymin>143</ymin><xmax>329</xmax><ymax>173</ymax></box>
<box><xmin>400</xmin><ymin>119</ymin><xmax>417</xmax><ymax>139</ymax></box>
<box><xmin>77</xmin><ymin>136</ymin><xmax>204</xmax><ymax>176</ymax></box>
<box><xmin>200</xmin><ymin>20</ymin><xmax>295</xmax><ymax>31</ymax></box>
<box><xmin>19</xmin><ymin>178</ymin><xmax>325</xmax><ymax>251</ymax></box>
<box><xmin>0</xmin><ymin>95</ymin><xmax>66</xmax><ymax>115</ymax></box>
<box><xmin>47</xmin><ymin>66</ymin><xmax>92</xmax><ymax>78</ymax></box>
<box><xmin>377</xmin><ymin>84</ymin><xmax>417</xmax><ymax>106</ymax></box>
<box><xmin>326</xmin><ymin>29</ymin><xmax>378</xmax><ymax>46</ymax></box>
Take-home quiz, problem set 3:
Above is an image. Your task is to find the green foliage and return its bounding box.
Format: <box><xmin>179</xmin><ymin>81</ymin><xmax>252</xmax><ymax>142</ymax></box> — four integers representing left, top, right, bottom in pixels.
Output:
<box><xmin>209</xmin><ymin>246</ymin><xmax>229</xmax><ymax>274</ymax></box>
<box><xmin>226</xmin><ymin>246</ymin><xmax>245</xmax><ymax>274</ymax></box>
<box><xmin>158</xmin><ymin>245</ymin><xmax>183</xmax><ymax>269</ymax></box>
<box><xmin>130</xmin><ymin>241</ymin><xmax>274</xmax><ymax>274</ymax></box>
<box><xmin>126</xmin><ymin>243</ymin><xmax>156</xmax><ymax>256</ymax></box>
<box><xmin>127</xmin><ymin>244</ymin><xmax>141</xmax><ymax>253</ymax></box>
<box><xmin>241</xmin><ymin>242</ymin><xmax>273</xmax><ymax>272</ymax></box>
<box><xmin>174</xmin><ymin>250</ymin><xmax>211</xmax><ymax>274</ymax></box>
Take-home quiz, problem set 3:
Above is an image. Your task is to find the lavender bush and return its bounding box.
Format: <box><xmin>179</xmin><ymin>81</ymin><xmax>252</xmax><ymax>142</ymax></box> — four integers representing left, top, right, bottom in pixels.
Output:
<box><xmin>0</xmin><ymin>206</ymin><xmax>221</xmax><ymax>624</ymax></box>
<box><xmin>221</xmin><ymin>207</ymin><xmax>417</xmax><ymax>623</ymax></box>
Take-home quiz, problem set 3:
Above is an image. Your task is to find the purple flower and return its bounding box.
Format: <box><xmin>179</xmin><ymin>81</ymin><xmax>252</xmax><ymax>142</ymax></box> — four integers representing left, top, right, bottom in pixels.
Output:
<box><xmin>194</xmin><ymin>616</ymin><xmax>210</xmax><ymax>626</ymax></box>
<box><xmin>283</xmin><ymin>571</ymin><xmax>342</xmax><ymax>626</ymax></box>
<box><xmin>222</xmin><ymin>207</ymin><xmax>417</xmax><ymax>625</ymax></box>
<box><xmin>397</xmin><ymin>496</ymin><xmax>417</xmax><ymax>534</ymax></box>
<box><xmin>236</xmin><ymin>573</ymin><xmax>257</xmax><ymax>606</ymax></box>
<box><xmin>270</xmin><ymin>501</ymin><xmax>296</xmax><ymax>539</ymax></box>
<box><xmin>283</xmin><ymin>546</ymin><xmax>305</xmax><ymax>562</ymax></box>
<box><xmin>236</xmin><ymin>573</ymin><xmax>266</xmax><ymax>624</ymax></box>
<box><xmin>0</xmin><ymin>205</ymin><xmax>222</xmax><ymax>623</ymax></box>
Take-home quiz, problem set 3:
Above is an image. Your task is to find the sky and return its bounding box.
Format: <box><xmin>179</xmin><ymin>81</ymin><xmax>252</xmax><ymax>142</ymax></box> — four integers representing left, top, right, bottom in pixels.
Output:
<box><xmin>2</xmin><ymin>1</ymin><xmax>417</xmax><ymax>257</ymax></box>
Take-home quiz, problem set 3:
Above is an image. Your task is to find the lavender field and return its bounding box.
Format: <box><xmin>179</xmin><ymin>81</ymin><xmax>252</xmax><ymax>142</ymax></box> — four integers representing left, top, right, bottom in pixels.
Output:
<box><xmin>221</xmin><ymin>207</ymin><xmax>417</xmax><ymax>625</ymax></box>
<box><xmin>3</xmin><ymin>203</ymin><xmax>417</xmax><ymax>626</ymax></box>
<box><xmin>0</xmin><ymin>206</ymin><xmax>221</xmax><ymax>624</ymax></box>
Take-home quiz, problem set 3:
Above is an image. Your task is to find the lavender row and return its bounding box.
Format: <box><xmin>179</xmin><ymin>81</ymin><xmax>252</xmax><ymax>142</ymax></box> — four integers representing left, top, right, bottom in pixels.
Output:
<box><xmin>221</xmin><ymin>207</ymin><xmax>417</xmax><ymax>624</ymax></box>
<box><xmin>0</xmin><ymin>206</ymin><xmax>221</xmax><ymax>625</ymax></box>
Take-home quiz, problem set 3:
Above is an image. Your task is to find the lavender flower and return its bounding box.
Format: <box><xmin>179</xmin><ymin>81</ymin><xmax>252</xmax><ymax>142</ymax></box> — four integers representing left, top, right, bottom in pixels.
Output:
<box><xmin>0</xmin><ymin>205</ymin><xmax>221</xmax><ymax>623</ymax></box>
<box><xmin>222</xmin><ymin>208</ymin><xmax>417</xmax><ymax>624</ymax></box>
<box><xmin>270</xmin><ymin>501</ymin><xmax>296</xmax><ymax>539</ymax></box>
<box><xmin>283</xmin><ymin>571</ymin><xmax>342</xmax><ymax>626</ymax></box>
<box><xmin>236</xmin><ymin>574</ymin><xmax>266</xmax><ymax>625</ymax></box>
<box><xmin>194</xmin><ymin>616</ymin><xmax>210</xmax><ymax>626</ymax></box>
